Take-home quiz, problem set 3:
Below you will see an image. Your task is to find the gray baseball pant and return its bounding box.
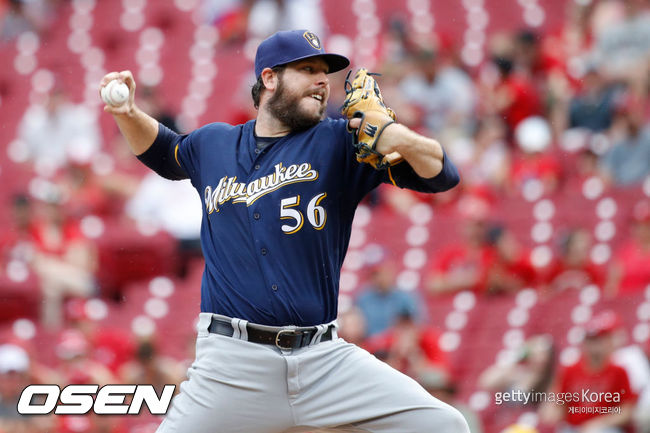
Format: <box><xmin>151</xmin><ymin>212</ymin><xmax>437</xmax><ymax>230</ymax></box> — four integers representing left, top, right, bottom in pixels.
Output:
<box><xmin>156</xmin><ymin>313</ymin><xmax>470</xmax><ymax>433</ymax></box>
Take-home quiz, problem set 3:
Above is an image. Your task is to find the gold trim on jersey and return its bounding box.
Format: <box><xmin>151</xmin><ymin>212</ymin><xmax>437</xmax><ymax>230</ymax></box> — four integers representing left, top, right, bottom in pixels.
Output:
<box><xmin>387</xmin><ymin>166</ymin><xmax>397</xmax><ymax>187</ymax></box>
<box><xmin>174</xmin><ymin>144</ymin><xmax>181</xmax><ymax>167</ymax></box>
<box><xmin>312</xmin><ymin>192</ymin><xmax>327</xmax><ymax>230</ymax></box>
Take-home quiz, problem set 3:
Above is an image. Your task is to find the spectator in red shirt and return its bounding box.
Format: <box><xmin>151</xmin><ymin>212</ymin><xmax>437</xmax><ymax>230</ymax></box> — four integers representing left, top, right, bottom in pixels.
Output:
<box><xmin>541</xmin><ymin>311</ymin><xmax>635</xmax><ymax>433</ymax></box>
<box><xmin>485</xmin><ymin>224</ymin><xmax>536</xmax><ymax>295</ymax></box>
<box><xmin>514</xmin><ymin>30</ymin><xmax>558</xmax><ymax>82</ymax></box>
<box><xmin>606</xmin><ymin>200</ymin><xmax>650</xmax><ymax>296</ymax></box>
<box><xmin>510</xmin><ymin>116</ymin><xmax>563</xmax><ymax>194</ymax></box>
<box><xmin>364</xmin><ymin>309</ymin><xmax>449</xmax><ymax>380</ymax></box>
<box><xmin>29</xmin><ymin>194</ymin><xmax>97</xmax><ymax>327</ymax></box>
<box><xmin>482</xmin><ymin>54</ymin><xmax>543</xmax><ymax>134</ymax></box>
<box><xmin>513</xmin><ymin>29</ymin><xmax>570</xmax><ymax>129</ymax></box>
<box><xmin>425</xmin><ymin>211</ymin><xmax>492</xmax><ymax>296</ymax></box>
<box><xmin>550</xmin><ymin>228</ymin><xmax>605</xmax><ymax>292</ymax></box>
<box><xmin>64</xmin><ymin>298</ymin><xmax>136</xmax><ymax>375</ymax></box>
<box><xmin>479</xmin><ymin>335</ymin><xmax>555</xmax><ymax>402</ymax></box>
<box><xmin>635</xmin><ymin>338</ymin><xmax>650</xmax><ymax>433</ymax></box>
<box><xmin>57</xmin><ymin>161</ymin><xmax>137</xmax><ymax>220</ymax></box>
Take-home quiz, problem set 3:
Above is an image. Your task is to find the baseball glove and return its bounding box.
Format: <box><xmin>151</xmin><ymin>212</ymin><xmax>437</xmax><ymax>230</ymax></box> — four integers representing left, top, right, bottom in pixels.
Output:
<box><xmin>341</xmin><ymin>68</ymin><xmax>403</xmax><ymax>170</ymax></box>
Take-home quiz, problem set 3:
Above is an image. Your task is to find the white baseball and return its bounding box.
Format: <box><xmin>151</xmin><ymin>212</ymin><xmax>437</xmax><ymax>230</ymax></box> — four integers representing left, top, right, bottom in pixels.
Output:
<box><xmin>101</xmin><ymin>80</ymin><xmax>129</xmax><ymax>106</ymax></box>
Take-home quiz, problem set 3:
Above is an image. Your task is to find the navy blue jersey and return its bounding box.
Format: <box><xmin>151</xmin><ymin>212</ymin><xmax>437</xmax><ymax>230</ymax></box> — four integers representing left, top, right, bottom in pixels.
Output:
<box><xmin>138</xmin><ymin>118</ymin><xmax>459</xmax><ymax>326</ymax></box>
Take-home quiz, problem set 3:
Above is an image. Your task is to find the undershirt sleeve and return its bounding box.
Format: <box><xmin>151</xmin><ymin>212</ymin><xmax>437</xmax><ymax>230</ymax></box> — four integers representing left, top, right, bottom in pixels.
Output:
<box><xmin>136</xmin><ymin>123</ymin><xmax>189</xmax><ymax>181</ymax></box>
<box><xmin>385</xmin><ymin>148</ymin><xmax>460</xmax><ymax>193</ymax></box>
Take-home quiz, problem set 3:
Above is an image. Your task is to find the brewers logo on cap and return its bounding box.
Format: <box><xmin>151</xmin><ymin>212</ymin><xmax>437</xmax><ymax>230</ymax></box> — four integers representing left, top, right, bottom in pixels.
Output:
<box><xmin>303</xmin><ymin>31</ymin><xmax>321</xmax><ymax>50</ymax></box>
<box><xmin>254</xmin><ymin>30</ymin><xmax>349</xmax><ymax>77</ymax></box>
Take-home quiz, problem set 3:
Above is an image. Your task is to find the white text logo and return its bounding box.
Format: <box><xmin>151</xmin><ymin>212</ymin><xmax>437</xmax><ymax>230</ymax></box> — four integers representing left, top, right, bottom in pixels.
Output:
<box><xmin>17</xmin><ymin>384</ymin><xmax>176</xmax><ymax>415</ymax></box>
<box><xmin>204</xmin><ymin>162</ymin><xmax>318</xmax><ymax>213</ymax></box>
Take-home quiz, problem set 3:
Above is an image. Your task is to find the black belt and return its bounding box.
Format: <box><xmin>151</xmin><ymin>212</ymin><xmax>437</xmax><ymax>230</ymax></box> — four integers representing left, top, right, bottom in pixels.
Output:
<box><xmin>208</xmin><ymin>317</ymin><xmax>334</xmax><ymax>350</ymax></box>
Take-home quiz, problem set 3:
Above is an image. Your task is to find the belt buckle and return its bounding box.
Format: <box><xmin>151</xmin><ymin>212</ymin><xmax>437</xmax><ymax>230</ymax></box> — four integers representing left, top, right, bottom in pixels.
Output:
<box><xmin>275</xmin><ymin>329</ymin><xmax>301</xmax><ymax>350</ymax></box>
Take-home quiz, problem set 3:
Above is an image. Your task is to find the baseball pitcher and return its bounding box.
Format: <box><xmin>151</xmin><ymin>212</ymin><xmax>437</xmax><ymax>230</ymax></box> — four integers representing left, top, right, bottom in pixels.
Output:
<box><xmin>100</xmin><ymin>29</ymin><xmax>469</xmax><ymax>433</ymax></box>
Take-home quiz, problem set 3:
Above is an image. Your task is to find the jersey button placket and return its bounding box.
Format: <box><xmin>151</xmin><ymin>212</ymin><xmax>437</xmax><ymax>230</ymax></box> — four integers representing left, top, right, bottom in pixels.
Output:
<box><xmin>271</xmin><ymin>284</ymin><xmax>278</xmax><ymax>291</ymax></box>
<box><xmin>261</xmin><ymin>248</ymin><xmax>267</xmax><ymax>256</ymax></box>
<box><xmin>253</xmin><ymin>212</ymin><xmax>261</xmax><ymax>220</ymax></box>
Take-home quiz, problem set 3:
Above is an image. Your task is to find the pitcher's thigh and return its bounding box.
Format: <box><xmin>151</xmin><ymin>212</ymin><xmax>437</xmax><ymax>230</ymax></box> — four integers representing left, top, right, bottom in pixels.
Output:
<box><xmin>295</xmin><ymin>341</ymin><xmax>470</xmax><ymax>433</ymax></box>
<box><xmin>350</xmin><ymin>404</ymin><xmax>470</xmax><ymax>433</ymax></box>
<box><xmin>157</xmin><ymin>335</ymin><xmax>293</xmax><ymax>433</ymax></box>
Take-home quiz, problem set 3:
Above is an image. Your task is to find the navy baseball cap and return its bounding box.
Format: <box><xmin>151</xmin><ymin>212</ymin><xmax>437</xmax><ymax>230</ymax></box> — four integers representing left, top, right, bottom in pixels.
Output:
<box><xmin>254</xmin><ymin>29</ymin><xmax>350</xmax><ymax>78</ymax></box>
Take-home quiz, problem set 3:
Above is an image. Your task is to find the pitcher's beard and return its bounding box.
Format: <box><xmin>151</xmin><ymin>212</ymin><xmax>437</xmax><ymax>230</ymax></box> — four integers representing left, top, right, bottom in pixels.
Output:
<box><xmin>267</xmin><ymin>80</ymin><xmax>325</xmax><ymax>132</ymax></box>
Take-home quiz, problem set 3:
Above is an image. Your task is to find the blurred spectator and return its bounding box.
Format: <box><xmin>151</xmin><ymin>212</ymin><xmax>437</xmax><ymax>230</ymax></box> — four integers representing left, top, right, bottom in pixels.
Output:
<box><xmin>65</xmin><ymin>298</ymin><xmax>136</xmax><ymax>375</ymax></box>
<box><xmin>18</xmin><ymin>87</ymin><xmax>101</xmax><ymax>177</ymax></box>
<box><xmin>599</xmin><ymin>102</ymin><xmax>650</xmax><ymax>186</ymax></box>
<box><xmin>418</xmin><ymin>369</ymin><xmax>484</xmax><ymax>433</ymax></box>
<box><xmin>137</xmin><ymin>86</ymin><xmax>179</xmax><ymax>133</ymax></box>
<box><xmin>120</xmin><ymin>338</ymin><xmax>185</xmax><ymax>391</ymax></box>
<box><xmin>540</xmin><ymin>311</ymin><xmax>635</xmax><ymax>433</ymax></box>
<box><xmin>610</xmin><ymin>328</ymin><xmax>650</xmax><ymax>401</ymax></box>
<box><xmin>513</xmin><ymin>29</ymin><xmax>570</xmax><ymax>125</ymax></box>
<box><xmin>479</xmin><ymin>335</ymin><xmax>555</xmax><ymax>401</ymax></box>
<box><xmin>8</xmin><ymin>194</ymin><xmax>32</xmax><ymax>235</ymax></box>
<box><xmin>541</xmin><ymin>1</ymin><xmax>598</xmax><ymax>136</ymax></box>
<box><xmin>246</xmin><ymin>0</ymin><xmax>324</xmax><ymax>40</ymax></box>
<box><xmin>52</xmin><ymin>329</ymin><xmax>126</xmax><ymax>433</ymax></box>
<box><xmin>510</xmin><ymin>116</ymin><xmax>562</xmax><ymax>194</ymax></box>
<box><xmin>355</xmin><ymin>258</ymin><xmax>422</xmax><ymax>337</ymax></box>
<box><xmin>364</xmin><ymin>309</ymin><xmax>449</xmax><ymax>380</ymax></box>
<box><xmin>29</xmin><ymin>194</ymin><xmax>97</xmax><ymax>327</ymax></box>
<box><xmin>202</xmin><ymin>0</ymin><xmax>251</xmax><ymax>45</ymax></box>
<box><xmin>480</xmin><ymin>52</ymin><xmax>542</xmax><ymax>134</ymax></box>
<box><xmin>568</xmin><ymin>66</ymin><xmax>620</xmax><ymax>132</ymax></box>
<box><xmin>591</xmin><ymin>0</ymin><xmax>650</xmax><ymax>80</ymax></box>
<box><xmin>0</xmin><ymin>344</ymin><xmax>30</xmax><ymax>419</ymax></box>
<box><xmin>125</xmin><ymin>172</ymin><xmax>203</xmax><ymax>277</ymax></box>
<box><xmin>549</xmin><ymin>228</ymin><xmax>605</xmax><ymax>292</ymax></box>
<box><xmin>606</xmin><ymin>200</ymin><xmax>650</xmax><ymax>295</ymax></box>
<box><xmin>0</xmin><ymin>343</ymin><xmax>55</xmax><ymax>432</ymax></box>
<box><xmin>425</xmin><ymin>210</ymin><xmax>491</xmax><ymax>296</ymax></box>
<box><xmin>634</xmin><ymin>339</ymin><xmax>650</xmax><ymax>433</ymax></box>
<box><xmin>55</xmin><ymin>328</ymin><xmax>115</xmax><ymax>385</ymax></box>
<box><xmin>485</xmin><ymin>224</ymin><xmax>536</xmax><ymax>295</ymax></box>
<box><xmin>513</xmin><ymin>30</ymin><xmax>559</xmax><ymax>83</ymax></box>
<box><xmin>0</xmin><ymin>0</ymin><xmax>52</xmax><ymax>42</ymax></box>
<box><xmin>0</xmin><ymin>194</ymin><xmax>34</xmax><ymax>267</ymax></box>
<box><xmin>457</xmin><ymin>116</ymin><xmax>510</xmax><ymax>191</ymax></box>
<box><xmin>399</xmin><ymin>47</ymin><xmax>476</xmax><ymax>135</ymax></box>
<box><xmin>571</xmin><ymin>145</ymin><xmax>606</xmax><ymax>187</ymax></box>
<box><xmin>378</xmin><ymin>17</ymin><xmax>414</xmax><ymax>74</ymax></box>
<box><xmin>56</xmin><ymin>162</ymin><xmax>136</xmax><ymax>219</ymax></box>
<box><xmin>335</xmin><ymin>306</ymin><xmax>367</xmax><ymax>346</ymax></box>
<box><xmin>543</xmin><ymin>1</ymin><xmax>596</xmax><ymax>82</ymax></box>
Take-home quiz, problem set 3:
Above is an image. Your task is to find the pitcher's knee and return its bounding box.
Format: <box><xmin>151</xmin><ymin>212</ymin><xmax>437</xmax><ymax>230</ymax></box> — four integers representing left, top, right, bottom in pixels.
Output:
<box><xmin>433</xmin><ymin>405</ymin><xmax>470</xmax><ymax>433</ymax></box>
